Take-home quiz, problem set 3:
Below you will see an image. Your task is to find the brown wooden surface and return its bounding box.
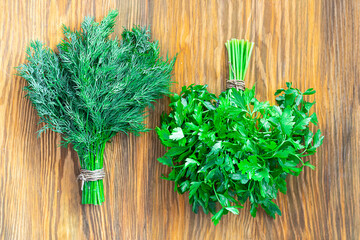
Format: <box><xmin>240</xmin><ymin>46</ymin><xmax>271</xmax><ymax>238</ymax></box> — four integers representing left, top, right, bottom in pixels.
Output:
<box><xmin>1</xmin><ymin>0</ymin><xmax>359</xmax><ymax>239</ymax></box>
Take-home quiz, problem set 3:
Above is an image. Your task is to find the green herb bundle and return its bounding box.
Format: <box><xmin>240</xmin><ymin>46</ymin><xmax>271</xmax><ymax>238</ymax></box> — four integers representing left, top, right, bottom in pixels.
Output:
<box><xmin>156</xmin><ymin>40</ymin><xmax>323</xmax><ymax>224</ymax></box>
<box><xmin>17</xmin><ymin>11</ymin><xmax>176</xmax><ymax>205</ymax></box>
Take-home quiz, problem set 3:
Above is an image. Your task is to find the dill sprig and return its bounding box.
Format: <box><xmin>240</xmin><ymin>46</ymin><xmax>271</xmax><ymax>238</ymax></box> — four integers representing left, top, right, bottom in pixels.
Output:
<box><xmin>17</xmin><ymin>10</ymin><xmax>176</xmax><ymax>205</ymax></box>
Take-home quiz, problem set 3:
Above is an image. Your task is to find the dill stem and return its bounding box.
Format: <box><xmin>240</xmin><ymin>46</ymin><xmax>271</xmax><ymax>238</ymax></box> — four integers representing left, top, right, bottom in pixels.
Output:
<box><xmin>80</xmin><ymin>142</ymin><xmax>106</xmax><ymax>205</ymax></box>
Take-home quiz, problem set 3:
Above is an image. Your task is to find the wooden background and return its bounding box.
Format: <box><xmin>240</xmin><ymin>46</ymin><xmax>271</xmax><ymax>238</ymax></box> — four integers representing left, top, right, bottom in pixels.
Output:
<box><xmin>1</xmin><ymin>0</ymin><xmax>359</xmax><ymax>239</ymax></box>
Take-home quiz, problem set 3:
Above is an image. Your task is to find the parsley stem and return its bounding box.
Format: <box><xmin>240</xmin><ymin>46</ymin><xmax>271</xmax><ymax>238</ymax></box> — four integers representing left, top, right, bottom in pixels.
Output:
<box><xmin>225</xmin><ymin>39</ymin><xmax>254</xmax><ymax>81</ymax></box>
<box><xmin>213</xmin><ymin>185</ymin><xmax>221</xmax><ymax>205</ymax></box>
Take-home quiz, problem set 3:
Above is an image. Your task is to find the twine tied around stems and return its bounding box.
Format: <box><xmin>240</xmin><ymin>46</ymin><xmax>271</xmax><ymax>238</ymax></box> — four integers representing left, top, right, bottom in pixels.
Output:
<box><xmin>226</xmin><ymin>79</ymin><xmax>245</xmax><ymax>91</ymax></box>
<box><xmin>226</xmin><ymin>61</ymin><xmax>245</xmax><ymax>91</ymax></box>
<box><xmin>77</xmin><ymin>168</ymin><xmax>105</xmax><ymax>191</ymax></box>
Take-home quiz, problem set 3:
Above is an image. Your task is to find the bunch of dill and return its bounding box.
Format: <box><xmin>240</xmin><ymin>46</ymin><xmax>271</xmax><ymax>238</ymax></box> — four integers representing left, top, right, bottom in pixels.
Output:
<box><xmin>17</xmin><ymin>10</ymin><xmax>176</xmax><ymax>205</ymax></box>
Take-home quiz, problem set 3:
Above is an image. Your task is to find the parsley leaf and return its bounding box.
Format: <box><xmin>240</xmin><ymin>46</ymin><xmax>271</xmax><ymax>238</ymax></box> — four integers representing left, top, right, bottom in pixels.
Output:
<box><xmin>169</xmin><ymin>127</ymin><xmax>185</xmax><ymax>141</ymax></box>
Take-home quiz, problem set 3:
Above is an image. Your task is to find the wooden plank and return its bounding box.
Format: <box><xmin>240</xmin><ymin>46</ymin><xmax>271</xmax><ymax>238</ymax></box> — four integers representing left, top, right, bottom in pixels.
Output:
<box><xmin>0</xmin><ymin>0</ymin><xmax>359</xmax><ymax>239</ymax></box>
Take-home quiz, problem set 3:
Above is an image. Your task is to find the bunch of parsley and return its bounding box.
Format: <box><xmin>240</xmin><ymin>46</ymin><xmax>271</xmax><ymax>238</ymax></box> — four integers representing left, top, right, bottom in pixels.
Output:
<box><xmin>17</xmin><ymin>11</ymin><xmax>176</xmax><ymax>205</ymax></box>
<box><xmin>156</xmin><ymin>83</ymin><xmax>323</xmax><ymax>224</ymax></box>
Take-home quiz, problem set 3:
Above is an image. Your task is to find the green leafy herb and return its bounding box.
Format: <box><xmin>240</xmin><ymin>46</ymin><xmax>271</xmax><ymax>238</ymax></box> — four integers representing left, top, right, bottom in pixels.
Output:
<box><xmin>17</xmin><ymin>10</ymin><xmax>176</xmax><ymax>205</ymax></box>
<box><xmin>157</xmin><ymin>84</ymin><xmax>323</xmax><ymax>225</ymax></box>
<box><xmin>157</xmin><ymin>38</ymin><xmax>322</xmax><ymax>224</ymax></box>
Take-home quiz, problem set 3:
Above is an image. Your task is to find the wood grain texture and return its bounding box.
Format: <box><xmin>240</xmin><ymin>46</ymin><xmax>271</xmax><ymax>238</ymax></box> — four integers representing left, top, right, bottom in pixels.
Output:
<box><xmin>1</xmin><ymin>0</ymin><xmax>359</xmax><ymax>239</ymax></box>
